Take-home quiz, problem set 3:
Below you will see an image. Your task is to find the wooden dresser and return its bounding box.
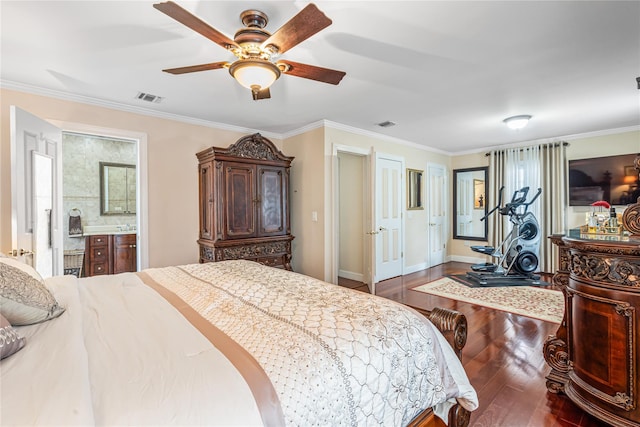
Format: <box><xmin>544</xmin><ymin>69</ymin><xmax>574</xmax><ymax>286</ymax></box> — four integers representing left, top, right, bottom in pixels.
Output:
<box><xmin>545</xmin><ymin>230</ymin><xmax>640</xmax><ymax>426</ymax></box>
<box><xmin>196</xmin><ymin>133</ymin><xmax>294</xmax><ymax>270</ymax></box>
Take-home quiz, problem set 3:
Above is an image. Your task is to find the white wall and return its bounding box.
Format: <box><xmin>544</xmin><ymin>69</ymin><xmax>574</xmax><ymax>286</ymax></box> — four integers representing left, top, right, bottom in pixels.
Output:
<box><xmin>565</xmin><ymin>130</ymin><xmax>640</xmax><ymax>229</ymax></box>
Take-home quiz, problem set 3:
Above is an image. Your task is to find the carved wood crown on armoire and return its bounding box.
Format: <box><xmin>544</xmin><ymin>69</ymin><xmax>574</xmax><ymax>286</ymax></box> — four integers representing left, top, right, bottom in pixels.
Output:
<box><xmin>196</xmin><ymin>133</ymin><xmax>294</xmax><ymax>270</ymax></box>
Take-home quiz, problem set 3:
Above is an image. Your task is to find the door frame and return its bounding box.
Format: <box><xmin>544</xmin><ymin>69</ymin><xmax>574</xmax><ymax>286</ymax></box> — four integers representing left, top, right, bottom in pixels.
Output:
<box><xmin>330</xmin><ymin>144</ymin><xmax>372</xmax><ymax>288</ymax></box>
<box><xmin>50</xmin><ymin>120</ymin><xmax>149</xmax><ymax>271</ymax></box>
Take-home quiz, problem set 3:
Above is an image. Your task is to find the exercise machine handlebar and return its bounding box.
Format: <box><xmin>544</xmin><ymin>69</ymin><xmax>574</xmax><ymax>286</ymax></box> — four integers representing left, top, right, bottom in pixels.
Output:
<box><xmin>481</xmin><ymin>186</ymin><xmax>542</xmax><ymax>221</ymax></box>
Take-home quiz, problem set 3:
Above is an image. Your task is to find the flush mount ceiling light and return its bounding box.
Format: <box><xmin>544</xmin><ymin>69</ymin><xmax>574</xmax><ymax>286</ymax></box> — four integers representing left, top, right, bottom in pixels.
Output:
<box><xmin>503</xmin><ymin>115</ymin><xmax>532</xmax><ymax>130</ymax></box>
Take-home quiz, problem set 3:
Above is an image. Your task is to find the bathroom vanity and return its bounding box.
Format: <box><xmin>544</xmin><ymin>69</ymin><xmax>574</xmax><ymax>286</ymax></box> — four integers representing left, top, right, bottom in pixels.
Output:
<box><xmin>83</xmin><ymin>225</ymin><xmax>137</xmax><ymax>277</ymax></box>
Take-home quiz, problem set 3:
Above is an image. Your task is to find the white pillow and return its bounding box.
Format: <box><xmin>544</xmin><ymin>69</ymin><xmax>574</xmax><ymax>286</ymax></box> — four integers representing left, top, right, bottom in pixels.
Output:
<box><xmin>0</xmin><ymin>313</ymin><xmax>26</xmax><ymax>359</ymax></box>
<box><xmin>0</xmin><ymin>258</ymin><xmax>65</xmax><ymax>325</ymax></box>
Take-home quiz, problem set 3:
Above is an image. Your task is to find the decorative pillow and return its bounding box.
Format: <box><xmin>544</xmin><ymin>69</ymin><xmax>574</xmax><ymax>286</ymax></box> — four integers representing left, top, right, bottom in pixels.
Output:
<box><xmin>0</xmin><ymin>258</ymin><xmax>65</xmax><ymax>326</ymax></box>
<box><xmin>0</xmin><ymin>313</ymin><xmax>26</xmax><ymax>359</ymax></box>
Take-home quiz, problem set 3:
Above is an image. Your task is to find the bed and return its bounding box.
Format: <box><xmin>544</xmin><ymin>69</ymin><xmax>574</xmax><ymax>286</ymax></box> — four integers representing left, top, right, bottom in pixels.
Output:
<box><xmin>0</xmin><ymin>259</ymin><xmax>478</xmax><ymax>426</ymax></box>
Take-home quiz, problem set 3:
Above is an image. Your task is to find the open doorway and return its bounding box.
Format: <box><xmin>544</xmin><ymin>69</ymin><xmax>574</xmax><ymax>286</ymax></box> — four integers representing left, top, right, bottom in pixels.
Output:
<box><xmin>337</xmin><ymin>152</ymin><xmax>365</xmax><ymax>283</ymax></box>
<box><xmin>61</xmin><ymin>132</ymin><xmax>139</xmax><ymax>277</ymax></box>
<box><xmin>332</xmin><ymin>145</ymin><xmax>372</xmax><ymax>292</ymax></box>
<box><xmin>10</xmin><ymin>107</ymin><xmax>148</xmax><ymax>278</ymax></box>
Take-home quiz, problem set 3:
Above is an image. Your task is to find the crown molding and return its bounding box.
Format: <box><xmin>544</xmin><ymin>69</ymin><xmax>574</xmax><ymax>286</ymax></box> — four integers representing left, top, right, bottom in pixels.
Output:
<box><xmin>0</xmin><ymin>80</ymin><xmax>282</xmax><ymax>140</ymax></box>
<box><xmin>282</xmin><ymin>119</ymin><xmax>451</xmax><ymax>155</ymax></box>
<box><xmin>280</xmin><ymin>120</ymin><xmax>325</xmax><ymax>139</ymax></box>
<box><xmin>454</xmin><ymin>125</ymin><xmax>640</xmax><ymax>156</ymax></box>
<box><xmin>324</xmin><ymin>120</ymin><xmax>451</xmax><ymax>155</ymax></box>
<box><xmin>4</xmin><ymin>80</ymin><xmax>636</xmax><ymax>158</ymax></box>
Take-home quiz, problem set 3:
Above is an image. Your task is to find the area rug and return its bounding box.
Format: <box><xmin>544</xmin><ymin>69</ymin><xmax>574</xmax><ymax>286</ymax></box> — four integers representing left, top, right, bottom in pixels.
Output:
<box><xmin>412</xmin><ymin>277</ymin><xmax>564</xmax><ymax>323</ymax></box>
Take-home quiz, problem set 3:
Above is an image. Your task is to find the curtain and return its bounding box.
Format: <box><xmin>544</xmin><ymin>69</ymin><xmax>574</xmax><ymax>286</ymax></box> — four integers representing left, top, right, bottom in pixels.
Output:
<box><xmin>488</xmin><ymin>142</ymin><xmax>567</xmax><ymax>274</ymax></box>
<box><xmin>538</xmin><ymin>143</ymin><xmax>568</xmax><ymax>273</ymax></box>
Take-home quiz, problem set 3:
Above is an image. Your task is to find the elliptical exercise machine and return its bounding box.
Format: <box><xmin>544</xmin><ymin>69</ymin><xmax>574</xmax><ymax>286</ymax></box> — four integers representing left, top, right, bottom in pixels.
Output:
<box><xmin>466</xmin><ymin>186</ymin><xmax>542</xmax><ymax>286</ymax></box>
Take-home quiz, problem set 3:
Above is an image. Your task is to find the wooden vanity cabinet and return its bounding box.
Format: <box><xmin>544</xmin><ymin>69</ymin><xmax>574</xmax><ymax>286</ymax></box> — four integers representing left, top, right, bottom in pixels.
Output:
<box><xmin>84</xmin><ymin>233</ymin><xmax>137</xmax><ymax>277</ymax></box>
<box><xmin>545</xmin><ymin>232</ymin><xmax>640</xmax><ymax>427</ymax></box>
<box><xmin>85</xmin><ymin>235</ymin><xmax>110</xmax><ymax>276</ymax></box>
<box><xmin>113</xmin><ymin>233</ymin><xmax>137</xmax><ymax>274</ymax></box>
<box><xmin>196</xmin><ymin>133</ymin><xmax>294</xmax><ymax>270</ymax></box>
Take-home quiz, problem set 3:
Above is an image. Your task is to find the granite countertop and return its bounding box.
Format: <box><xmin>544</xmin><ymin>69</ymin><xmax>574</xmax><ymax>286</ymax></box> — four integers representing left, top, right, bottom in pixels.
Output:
<box><xmin>82</xmin><ymin>225</ymin><xmax>137</xmax><ymax>236</ymax></box>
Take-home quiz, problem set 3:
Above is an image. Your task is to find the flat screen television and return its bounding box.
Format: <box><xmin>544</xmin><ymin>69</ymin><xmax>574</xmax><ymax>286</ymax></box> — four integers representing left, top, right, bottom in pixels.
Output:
<box><xmin>569</xmin><ymin>153</ymin><xmax>639</xmax><ymax>206</ymax></box>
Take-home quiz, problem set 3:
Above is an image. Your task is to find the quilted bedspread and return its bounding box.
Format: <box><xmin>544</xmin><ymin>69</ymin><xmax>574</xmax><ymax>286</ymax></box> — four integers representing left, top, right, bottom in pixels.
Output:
<box><xmin>143</xmin><ymin>260</ymin><xmax>478</xmax><ymax>426</ymax></box>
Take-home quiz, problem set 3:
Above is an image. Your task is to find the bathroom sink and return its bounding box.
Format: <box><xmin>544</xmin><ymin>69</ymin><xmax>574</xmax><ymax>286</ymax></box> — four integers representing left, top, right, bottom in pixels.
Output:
<box><xmin>83</xmin><ymin>224</ymin><xmax>136</xmax><ymax>236</ymax></box>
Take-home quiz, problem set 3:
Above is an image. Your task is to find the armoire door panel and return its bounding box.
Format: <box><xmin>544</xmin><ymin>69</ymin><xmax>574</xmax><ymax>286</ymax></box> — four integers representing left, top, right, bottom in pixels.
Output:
<box><xmin>258</xmin><ymin>166</ymin><xmax>286</xmax><ymax>235</ymax></box>
<box><xmin>198</xmin><ymin>161</ymin><xmax>214</xmax><ymax>240</ymax></box>
<box><xmin>225</xmin><ymin>164</ymin><xmax>255</xmax><ymax>238</ymax></box>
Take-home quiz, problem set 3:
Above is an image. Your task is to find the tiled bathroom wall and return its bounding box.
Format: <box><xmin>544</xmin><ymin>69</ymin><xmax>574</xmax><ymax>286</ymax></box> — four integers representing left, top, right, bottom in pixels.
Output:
<box><xmin>63</xmin><ymin>133</ymin><xmax>137</xmax><ymax>251</ymax></box>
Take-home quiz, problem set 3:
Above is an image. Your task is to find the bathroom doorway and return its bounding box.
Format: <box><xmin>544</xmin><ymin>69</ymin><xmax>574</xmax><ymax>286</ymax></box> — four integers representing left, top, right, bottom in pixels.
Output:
<box><xmin>52</xmin><ymin>121</ymin><xmax>149</xmax><ymax>274</ymax></box>
<box><xmin>61</xmin><ymin>131</ymin><xmax>140</xmax><ymax>276</ymax></box>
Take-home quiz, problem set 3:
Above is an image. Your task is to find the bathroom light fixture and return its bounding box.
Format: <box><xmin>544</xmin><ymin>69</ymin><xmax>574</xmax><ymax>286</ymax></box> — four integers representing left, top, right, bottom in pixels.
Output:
<box><xmin>229</xmin><ymin>59</ymin><xmax>281</xmax><ymax>93</ymax></box>
<box><xmin>503</xmin><ymin>115</ymin><xmax>532</xmax><ymax>130</ymax></box>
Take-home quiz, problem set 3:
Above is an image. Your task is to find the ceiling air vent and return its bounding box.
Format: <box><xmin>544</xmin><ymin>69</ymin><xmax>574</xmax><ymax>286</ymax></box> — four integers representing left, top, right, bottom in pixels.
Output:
<box><xmin>377</xmin><ymin>120</ymin><xmax>396</xmax><ymax>128</ymax></box>
<box><xmin>135</xmin><ymin>92</ymin><xmax>164</xmax><ymax>103</ymax></box>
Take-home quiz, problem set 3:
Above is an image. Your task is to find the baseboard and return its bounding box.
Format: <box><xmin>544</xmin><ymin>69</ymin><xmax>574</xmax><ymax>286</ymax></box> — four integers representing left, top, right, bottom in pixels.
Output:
<box><xmin>338</xmin><ymin>269</ymin><xmax>364</xmax><ymax>282</ymax></box>
<box><xmin>404</xmin><ymin>262</ymin><xmax>429</xmax><ymax>275</ymax></box>
<box><xmin>449</xmin><ymin>255</ymin><xmax>490</xmax><ymax>264</ymax></box>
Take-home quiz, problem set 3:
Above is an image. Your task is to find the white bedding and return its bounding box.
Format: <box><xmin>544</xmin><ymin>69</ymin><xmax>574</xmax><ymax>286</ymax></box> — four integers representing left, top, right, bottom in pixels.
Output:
<box><xmin>1</xmin><ymin>275</ymin><xmax>95</xmax><ymax>425</ymax></box>
<box><xmin>1</xmin><ymin>260</ymin><xmax>477</xmax><ymax>426</ymax></box>
<box><xmin>2</xmin><ymin>273</ymin><xmax>263</xmax><ymax>426</ymax></box>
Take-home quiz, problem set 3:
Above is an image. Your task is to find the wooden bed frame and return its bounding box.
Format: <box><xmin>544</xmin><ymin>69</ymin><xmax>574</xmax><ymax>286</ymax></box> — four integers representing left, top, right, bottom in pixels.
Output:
<box><xmin>408</xmin><ymin>306</ymin><xmax>472</xmax><ymax>427</ymax></box>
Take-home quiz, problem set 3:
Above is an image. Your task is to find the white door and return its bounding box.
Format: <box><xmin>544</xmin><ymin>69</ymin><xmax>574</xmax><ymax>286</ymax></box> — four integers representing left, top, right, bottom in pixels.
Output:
<box><xmin>428</xmin><ymin>163</ymin><xmax>447</xmax><ymax>267</ymax></box>
<box><xmin>374</xmin><ymin>154</ymin><xmax>403</xmax><ymax>283</ymax></box>
<box><xmin>32</xmin><ymin>152</ymin><xmax>54</xmax><ymax>275</ymax></box>
<box><xmin>10</xmin><ymin>106</ymin><xmax>62</xmax><ymax>278</ymax></box>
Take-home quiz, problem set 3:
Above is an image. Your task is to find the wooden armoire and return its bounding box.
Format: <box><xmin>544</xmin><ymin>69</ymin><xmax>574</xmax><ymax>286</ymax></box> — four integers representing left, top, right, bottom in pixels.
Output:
<box><xmin>196</xmin><ymin>133</ymin><xmax>294</xmax><ymax>270</ymax></box>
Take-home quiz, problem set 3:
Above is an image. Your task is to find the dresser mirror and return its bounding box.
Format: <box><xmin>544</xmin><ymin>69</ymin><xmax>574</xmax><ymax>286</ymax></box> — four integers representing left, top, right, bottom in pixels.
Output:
<box><xmin>453</xmin><ymin>167</ymin><xmax>488</xmax><ymax>240</ymax></box>
<box><xmin>407</xmin><ymin>168</ymin><xmax>424</xmax><ymax>210</ymax></box>
<box><xmin>100</xmin><ymin>162</ymin><xmax>136</xmax><ymax>215</ymax></box>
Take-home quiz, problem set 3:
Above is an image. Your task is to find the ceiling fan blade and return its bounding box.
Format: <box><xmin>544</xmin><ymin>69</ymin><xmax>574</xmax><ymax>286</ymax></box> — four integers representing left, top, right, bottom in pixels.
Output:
<box><xmin>154</xmin><ymin>1</ymin><xmax>239</xmax><ymax>51</ymax></box>
<box><xmin>162</xmin><ymin>62</ymin><xmax>229</xmax><ymax>75</ymax></box>
<box><xmin>252</xmin><ymin>87</ymin><xmax>271</xmax><ymax>101</ymax></box>
<box><xmin>261</xmin><ymin>4</ymin><xmax>332</xmax><ymax>55</ymax></box>
<box><xmin>279</xmin><ymin>60</ymin><xmax>345</xmax><ymax>85</ymax></box>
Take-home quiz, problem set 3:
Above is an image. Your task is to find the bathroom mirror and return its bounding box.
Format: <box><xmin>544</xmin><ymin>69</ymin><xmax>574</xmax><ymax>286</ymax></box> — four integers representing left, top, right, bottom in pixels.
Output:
<box><xmin>453</xmin><ymin>167</ymin><xmax>488</xmax><ymax>240</ymax></box>
<box><xmin>407</xmin><ymin>168</ymin><xmax>424</xmax><ymax>210</ymax></box>
<box><xmin>100</xmin><ymin>162</ymin><xmax>136</xmax><ymax>215</ymax></box>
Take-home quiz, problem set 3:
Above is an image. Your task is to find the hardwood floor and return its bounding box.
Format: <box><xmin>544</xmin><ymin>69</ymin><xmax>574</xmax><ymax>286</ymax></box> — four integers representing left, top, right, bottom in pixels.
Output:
<box><xmin>338</xmin><ymin>262</ymin><xmax>609</xmax><ymax>427</ymax></box>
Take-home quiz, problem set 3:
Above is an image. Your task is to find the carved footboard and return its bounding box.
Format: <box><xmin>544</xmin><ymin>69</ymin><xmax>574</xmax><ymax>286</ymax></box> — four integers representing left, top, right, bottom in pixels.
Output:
<box><xmin>408</xmin><ymin>305</ymin><xmax>472</xmax><ymax>427</ymax></box>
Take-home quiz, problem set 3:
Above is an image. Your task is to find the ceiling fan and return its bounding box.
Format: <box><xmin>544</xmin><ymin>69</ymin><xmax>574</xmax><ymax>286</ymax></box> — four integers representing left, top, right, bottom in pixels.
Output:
<box><xmin>153</xmin><ymin>1</ymin><xmax>346</xmax><ymax>100</ymax></box>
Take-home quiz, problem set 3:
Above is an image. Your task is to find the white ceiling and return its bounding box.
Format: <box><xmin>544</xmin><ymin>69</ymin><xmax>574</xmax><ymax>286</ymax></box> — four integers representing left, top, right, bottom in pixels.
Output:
<box><xmin>2</xmin><ymin>1</ymin><xmax>639</xmax><ymax>154</ymax></box>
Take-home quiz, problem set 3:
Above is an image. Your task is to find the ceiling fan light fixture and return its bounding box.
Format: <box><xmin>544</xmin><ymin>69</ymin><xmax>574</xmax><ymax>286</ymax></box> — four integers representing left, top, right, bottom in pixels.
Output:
<box><xmin>503</xmin><ymin>115</ymin><xmax>532</xmax><ymax>130</ymax></box>
<box><xmin>229</xmin><ymin>59</ymin><xmax>281</xmax><ymax>91</ymax></box>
